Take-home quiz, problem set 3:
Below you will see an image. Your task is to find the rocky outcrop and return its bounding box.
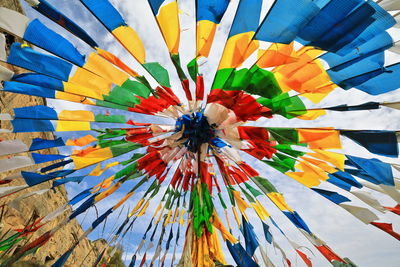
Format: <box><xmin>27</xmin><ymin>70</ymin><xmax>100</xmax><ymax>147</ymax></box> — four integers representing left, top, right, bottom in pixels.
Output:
<box><xmin>0</xmin><ymin>1</ymin><xmax>111</xmax><ymax>266</ymax></box>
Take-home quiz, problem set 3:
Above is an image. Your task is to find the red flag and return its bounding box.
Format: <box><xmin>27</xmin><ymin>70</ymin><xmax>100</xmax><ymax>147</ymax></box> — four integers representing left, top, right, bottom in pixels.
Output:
<box><xmin>196</xmin><ymin>75</ymin><xmax>204</xmax><ymax>100</ymax></box>
<box><xmin>208</xmin><ymin>89</ymin><xmax>272</xmax><ymax>121</ymax></box>
<box><xmin>170</xmin><ymin>168</ymin><xmax>182</xmax><ymax>188</ymax></box>
<box><xmin>126</xmin><ymin>120</ymin><xmax>151</xmax><ymax>126</ymax></box>
<box><xmin>296</xmin><ymin>249</ymin><xmax>312</xmax><ymax>267</ymax></box>
<box><xmin>316</xmin><ymin>245</ymin><xmax>345</xmax><ymax>263</ymax></box>
<box><xmin>0</xmin><ymin>179</ymin><xmax>11</xmax><ymax>185</ymax></box>
<box><xmin>139</xmin><ymin>253</ymin><xmax>147</xmax><ymax>267</ymax></box>
<box><xmin>383</xmin><ymin>204</ymin><xmax>400</xmax><ymax>215</ymax></box>
<box><xmin>181</xmin><ymin>79</ymin><xmax>192</xmax><ymax>101</ymax></box>
<box><xmin>371</xmin><ymin>222</ymin><xmax>400</xmax><ymax>241</ymax></box>
<box><xmin>200</xmin><ymin>161</ymin><xmax>212</xmax><ymax>192</ymax></box>
<box><xmin>238</xmin><ymin>162</ymin><xmax>259</xmax><ymax>177</ymax></box>
<box><xmin>182</xmin><ymin>171</ymin><xmax>193</xmax><ymax>191</ymax></box>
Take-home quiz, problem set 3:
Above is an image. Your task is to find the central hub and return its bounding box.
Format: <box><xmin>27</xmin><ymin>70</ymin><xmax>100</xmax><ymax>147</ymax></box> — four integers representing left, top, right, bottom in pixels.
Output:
<box><xmin>176</xmin><ymin>112</ymin><xmax>215</xmax><ymax>152</ymax></box>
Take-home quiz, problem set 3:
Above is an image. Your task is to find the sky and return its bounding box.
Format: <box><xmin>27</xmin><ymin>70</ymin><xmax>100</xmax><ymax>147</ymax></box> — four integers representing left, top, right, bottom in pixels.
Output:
<box><xmin>19</xmin><ymin>0</ymin><xmax>400</xmax><ymax>266</ymax></box>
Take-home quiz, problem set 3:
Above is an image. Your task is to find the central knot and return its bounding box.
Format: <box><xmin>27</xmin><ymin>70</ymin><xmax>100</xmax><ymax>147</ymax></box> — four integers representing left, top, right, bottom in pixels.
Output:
<box><xmin>176</xmin><ymin>112</ymin><xmax>215</xmax><ymax>153</ymax></box>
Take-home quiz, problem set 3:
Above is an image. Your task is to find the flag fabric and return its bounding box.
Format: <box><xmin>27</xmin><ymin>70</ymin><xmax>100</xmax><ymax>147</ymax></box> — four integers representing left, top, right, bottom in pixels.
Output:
<box><xmin>1</xmin><ymin>1</ymin><xmax>399</xmax><ymax>267</ymax></box>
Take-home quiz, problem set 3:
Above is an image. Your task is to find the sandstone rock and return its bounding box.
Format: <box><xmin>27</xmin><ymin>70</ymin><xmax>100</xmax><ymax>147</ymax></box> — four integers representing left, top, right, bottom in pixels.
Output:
<box><xmin>0</xmin><ymin>1</ymin><xmax>112</xmax><ymax>266</ymax></box>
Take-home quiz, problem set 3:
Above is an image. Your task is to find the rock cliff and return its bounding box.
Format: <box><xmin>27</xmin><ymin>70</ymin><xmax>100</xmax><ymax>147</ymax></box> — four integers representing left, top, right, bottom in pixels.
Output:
<box><xmin>0</xmin><ymin>1</ymin><xmax>112</xmax><ymax>266</ymax></box>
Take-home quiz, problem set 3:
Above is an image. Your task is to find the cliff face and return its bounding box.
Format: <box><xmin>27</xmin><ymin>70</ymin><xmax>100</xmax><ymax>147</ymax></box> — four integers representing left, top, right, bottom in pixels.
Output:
<box><xmin>0</xmin><ymin>1</ymin><xmax>108</xmax><ymax>266</ymax></box>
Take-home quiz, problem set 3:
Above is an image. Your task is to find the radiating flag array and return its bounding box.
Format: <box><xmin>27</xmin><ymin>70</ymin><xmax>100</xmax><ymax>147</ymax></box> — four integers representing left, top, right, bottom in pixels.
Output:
<box><xmin>0</xmin><ymin>0</ymin><xmax>399</xmax><ymax>266</ymax></box>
